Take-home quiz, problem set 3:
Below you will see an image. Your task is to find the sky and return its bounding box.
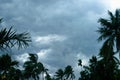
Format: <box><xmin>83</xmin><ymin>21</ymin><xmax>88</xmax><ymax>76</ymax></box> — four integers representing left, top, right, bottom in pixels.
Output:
<box><xmin>0</xmin><ymin>0</ymin><xmax>120</xmax><ymax>79</ymax></box>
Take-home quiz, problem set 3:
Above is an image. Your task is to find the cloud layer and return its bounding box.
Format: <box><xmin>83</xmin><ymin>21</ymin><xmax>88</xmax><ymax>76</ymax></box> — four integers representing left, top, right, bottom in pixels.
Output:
<box><xmin>0</xmin><ymin>0</ymin><xmax>118</xmax><ymax>79</ymax></box>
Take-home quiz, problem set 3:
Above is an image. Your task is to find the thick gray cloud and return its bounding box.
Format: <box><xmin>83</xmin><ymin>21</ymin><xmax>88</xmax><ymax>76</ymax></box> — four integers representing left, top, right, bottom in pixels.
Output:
<box><xmin>0</xmin><ymin>0</ymin><xmax>113</xmax><ymax>79</ymax></box>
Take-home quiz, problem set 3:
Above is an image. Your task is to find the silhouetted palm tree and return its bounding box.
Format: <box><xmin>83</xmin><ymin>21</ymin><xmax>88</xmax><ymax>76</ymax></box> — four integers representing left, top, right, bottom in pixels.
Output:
<box><xmin>97</xmin><ymin>9</ymin><xmax>120</xmax><ymax>56</ymax></box>
<box><xmin>96</xmin><ymin>9</ymin><xmax>120</xmax><ymax>80</ymax></box>
<box><xmin>55</xmin><ymin>69</ymin><xmax>64</xmax><ymax>80</ymax></box>
<box><xmin>0</xmin><ymin>54</ymin><xmax>20</xmax><ymax>80</ymax></box>
<box><xmin>45</xmin><ymin>70</ymin><xmax>52</xmax><ymax>80</ymax></box>
<box><xmin>64</xmin><ymin>65</ymin><xmax>75</xmax><ymax>80</ymax></box>
<box><xmin>79</xmin><ymin>56</ymin><xmax>98</xmax><ymax>80</ymax></box>
<box><xmin>98</xmin><ymin>41</ymin><xmax>120</xmax><ymax>80</ymax></box>
<box><xmin>23</xmin><ymin>53</ymin><xmax>44</xmax><ymax>80</ymax></box>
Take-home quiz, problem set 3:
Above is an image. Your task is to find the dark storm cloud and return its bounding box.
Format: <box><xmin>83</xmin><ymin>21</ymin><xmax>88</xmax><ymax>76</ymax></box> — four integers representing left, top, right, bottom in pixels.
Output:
<box><xmin>0</xmin><ymin>0</ymin><xmax>13</xmax><ymax>3</ymax></box>
<box><xmin>0</xmin><ymin>0</ymin><xmax>107</xmax><ymax>79</ymax></box>
<box><xmin>0</xmin><ymin>0</ymin><xmax>103</xmax><ymax>32</ymax></box>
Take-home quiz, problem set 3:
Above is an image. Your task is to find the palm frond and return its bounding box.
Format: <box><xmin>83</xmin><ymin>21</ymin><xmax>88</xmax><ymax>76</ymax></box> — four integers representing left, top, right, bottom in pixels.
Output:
<box><xmin>0</xmin><ymin>27</ymin><xmax>31</xmax><ymax>49</ymax></box>
<box><xmin>108</xmin><ymin>10</ymin><xmax>114</xmax><ymax>21</ymax></box>
<box><xmin>97</xmin><ymin>27</ymin><xmax>113</xmax><ymax>41</ymax></box>
<box><xmin>28</xmin><ymin>53</ymin><xmax>38</xmax><ymax>63</ymax></box>
<box><xmin>115</xmin><ymin>9</ymin><xmax>120</xmax><ymax>18</ymax></box>
<box><xmin>99</xmin><ymin>38</ymin><xmax>114</xmax><ymax>58</ymax></box>
<box><xmin>98</xmin><ymin>18</ymin><xmax>111</xmax><ymax>27</ymax></box>
<box><xmin>113</xmin><ymin>56</ymin><xmax>120</xmax><ymax>64</ymax></box>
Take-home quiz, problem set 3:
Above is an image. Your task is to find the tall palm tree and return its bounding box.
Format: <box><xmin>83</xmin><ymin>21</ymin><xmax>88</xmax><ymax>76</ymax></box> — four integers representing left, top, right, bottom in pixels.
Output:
<box><xmin>97</xmin><ymin>9</ymin><xmax>120</xmax><ymax>80</ymax></box>
<box><xmin>97</xmin><ymin>9</ymin><xmax>120</xmax><ymax>56</ymax></box>
<box><xmin>55</xmin><ymin>69</ymin><xmax>64</xmax><ymax>80</ymax></box>
<box><xmin>23</xmin><ymin>53</ymin><xmax>44</xmax><ymax>80</ymax></box>
<box><xmin>98</xmin><ymin>42</ymin><xmax>120</xmax><ymax>80</ymax></box>
<box><xmin>45</xmin><ymin>69</ymin><xmax>52</xmax><ymax>80</ymax></box>
<box><xmin>0</xmin><ymin>18</ymin><xmax>31</xmax><ymax>50</ymax></box>
<box><xmin>64</xmin><ymin>65</ymin><xmax>75</xmax><ymax>80</ymax></box>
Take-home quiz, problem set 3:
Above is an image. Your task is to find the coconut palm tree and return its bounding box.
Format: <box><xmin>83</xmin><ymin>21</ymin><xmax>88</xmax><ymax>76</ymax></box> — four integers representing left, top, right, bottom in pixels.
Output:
<box><xmin>98</xmin><ymin>41</ymin><xmax>120</xmax><ymax>80</ymax></box>
<box><xmin>97</xmin><ymin>9</ymin><xmax>120</xmax><ymax>56</ymax></box>
<box><xmin>79</xmin><ymin>43</ymin><xmax>120</xmax><ymax>80</ymax></box>
<box><xmin>45</xmin><ymin>70</ymin><xmax>52</xmax><ymax>80</ymax></box>
<box><xmin>55</xmin><ymin>69</ymin><xmax>64</xmax><ymax>80</ymax></box>
<box><xmin>23</xmin><ymin>53</ymin><xmax>45</xmax><ymax>80</ymax></box>
<box><xmin>96</xmin><ymin>9</ymin><xmax>120</xmax><ymax>80</ymax></box>
<box><xmin>0</xmin><ymin>54</ymin><xmax>20</xmax><ymax>80</ymax></box>
<box><xmin>64</xmin><ymin>65</ymin><xmax>75</xmax><ymax>80</ymax></box>
<box><xmin>0</xmin><ymin>18</ymin><xmax>31</xmax><ymax>50</ymax></box>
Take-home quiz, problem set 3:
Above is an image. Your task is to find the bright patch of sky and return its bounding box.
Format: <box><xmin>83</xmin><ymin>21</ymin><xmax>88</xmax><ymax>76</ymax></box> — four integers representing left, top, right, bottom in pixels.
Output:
<box><xmin>102</xmin><ymin>0</ymin><xmax>120</xmax><ymax>11</ymax></box>
<box><xmin>34</xmin><ymin>34</ymin><xmax>66</xmax><ymax>44</ymax></box>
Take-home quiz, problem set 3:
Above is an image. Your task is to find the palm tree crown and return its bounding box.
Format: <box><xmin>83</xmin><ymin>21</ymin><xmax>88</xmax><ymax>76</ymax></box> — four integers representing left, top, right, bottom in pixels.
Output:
<box><xmin>64</xmin><ymin>65</ymin><xmax>75</xmax><ymax>80</ymax></box>
<box><xmin>55</xmin><ymin>69</ymin><xmax>64</xmax><ymax>80</ymax></box>
<box><xmin>23</xmin><ymin>53</ymin><xmax>44</xmax><ymax>80</ymax></box>
<box><xmin>97</xmin><ymin>9</ymin><xmax>120</xmax><ymax>55</ymax></box>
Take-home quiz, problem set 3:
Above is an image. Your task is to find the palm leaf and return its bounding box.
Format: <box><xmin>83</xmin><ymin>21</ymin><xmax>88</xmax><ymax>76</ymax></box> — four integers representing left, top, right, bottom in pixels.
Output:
<box><xmin>98</xmin><ymin>18</ymin><xmax>111</xmax><ymax>27</ymax></box>
<box><xmin>108</xmin><ymin>10</ymin><xmax>114</xmax><ymax>21</ymax></box>
<box><xmin>0</xmin><ymin>27</ymin><xmax>31</xmax><ymax>49</ymax></box>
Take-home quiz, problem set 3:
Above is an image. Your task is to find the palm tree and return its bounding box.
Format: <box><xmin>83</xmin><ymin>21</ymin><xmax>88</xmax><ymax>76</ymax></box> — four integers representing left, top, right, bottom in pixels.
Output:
<box><xmin>64</xmin><ymin>65</ymin><xmax>75</xmax><ymax>80</ymax></box>
<box><xmin>98</xmin><ymin>41</ymin><xmax>120</xmax><ymax>80</ymax></box>
<box><xmin>97</xmin><ymin>9</ymin><xmax>120</xmax><ymax>56</ymax></box>
<box><xmin>97</xmin><ymin>9</ymin><xmax>120</xmax><ymax>80</ymax></box>
<box><xmin>55</xmin><ymin>69</ymin><xmax>64</xmax><ymax>80</ymax></box>
<box><xmin>45</xmin><ymin>69</ymin><xmax>52</xmax><ymax>80</ymax></box>
<box><xmin>23</xmin><ymin>53</ymin><xmax>45</xmax><ymax>80</ymax></box>
<box><xmin>0</xmin><ymin>18</ymin><xmax>31</xmax><ymax>50</ymax></box>
<box><xmin>7</xmin><ymin>67</ymin><xmax>23</xmax><ymax>80</ymax></box>
<box><xmin>40</xmin><ymin>67</ymin><xmax>48</xmax><ymax>80</ymax></box>
<box><xmin>0</xmin><ymin>54</ymin><xmax>20</xmax><ymax>80</ymax></box>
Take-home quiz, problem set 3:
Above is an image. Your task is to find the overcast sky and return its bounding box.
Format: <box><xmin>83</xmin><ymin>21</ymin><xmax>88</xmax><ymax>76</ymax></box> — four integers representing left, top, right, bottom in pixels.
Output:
<box><xmin>0</xmin><ymin>0</ymin><xmax>120</xmax><ymax>79</ymax></box>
